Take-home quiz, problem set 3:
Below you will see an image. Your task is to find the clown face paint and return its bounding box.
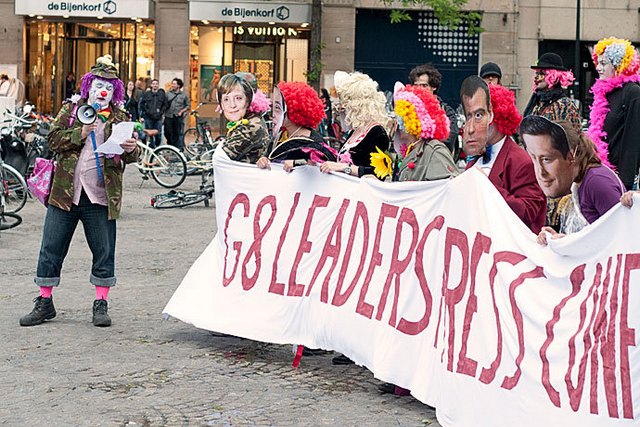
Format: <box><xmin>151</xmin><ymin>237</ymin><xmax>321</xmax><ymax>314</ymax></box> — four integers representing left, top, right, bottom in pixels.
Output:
<box><xmin>88</xmin><ymin>78</ymin><xmax>114</xmax><ymax>109</ymax></box>
<box><xmin>271</xmin><ymin>87</ymin><xmax>286</xmax><ymax>140</ymax></box>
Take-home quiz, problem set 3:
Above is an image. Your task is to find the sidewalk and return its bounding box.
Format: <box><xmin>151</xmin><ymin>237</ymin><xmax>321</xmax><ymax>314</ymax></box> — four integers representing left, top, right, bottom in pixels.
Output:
<box><xmin>0</xmin><ymin>168</ymin><xmax>439</xmax><ymax>426</ymax></box>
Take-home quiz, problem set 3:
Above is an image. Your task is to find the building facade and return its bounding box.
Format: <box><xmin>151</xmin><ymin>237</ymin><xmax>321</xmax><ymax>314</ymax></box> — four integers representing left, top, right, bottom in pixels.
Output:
<box><xmin>1</xmin><ymin>0</ymin><xmax>638</xmax><ymax>115</ymax></box>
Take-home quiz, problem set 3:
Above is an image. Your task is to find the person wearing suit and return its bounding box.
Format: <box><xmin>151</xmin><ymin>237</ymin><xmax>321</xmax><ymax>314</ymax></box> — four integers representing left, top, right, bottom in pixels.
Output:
<box><xmin>460</xmin><ymin>76</ymin><xmax>546</xmax><ymax>233</ymax></box>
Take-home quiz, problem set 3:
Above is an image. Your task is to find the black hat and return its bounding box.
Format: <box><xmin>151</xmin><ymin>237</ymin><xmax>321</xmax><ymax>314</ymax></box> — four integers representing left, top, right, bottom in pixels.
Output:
<box><xmin>480</xmin><ymin>62</ymin><xmax>502</xmax><ymax>78</ymax></box>
<box><xmin>531</xmin><ymin>52</ymin><xmax>567</xmax><ymax>71</ymax></box>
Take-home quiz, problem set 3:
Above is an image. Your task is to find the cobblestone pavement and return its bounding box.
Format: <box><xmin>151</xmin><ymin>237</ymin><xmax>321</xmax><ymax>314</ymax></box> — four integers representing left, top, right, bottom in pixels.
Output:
<box><xmin>0</xmin><ymin>168</ymin><xmax>440</xmax><ymax>426</ymax></box>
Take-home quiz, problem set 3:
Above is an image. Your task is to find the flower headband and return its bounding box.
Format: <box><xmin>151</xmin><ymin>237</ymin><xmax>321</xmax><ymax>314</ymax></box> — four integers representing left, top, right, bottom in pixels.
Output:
<box><xmin>592</xmin><ymin>37</ymin><xmax>640</xmax><ymax>76</ymax></box>
<box><xmin>393</xmin><ymin>82</ymin><xmax>449</xmax><ymax>141</ymax></box>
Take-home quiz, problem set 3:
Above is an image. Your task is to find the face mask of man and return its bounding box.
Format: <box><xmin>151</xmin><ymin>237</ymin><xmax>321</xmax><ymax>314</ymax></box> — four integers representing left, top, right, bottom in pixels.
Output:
<box><xmin>88</xmin><ymin>78</ymin><xmax>114</xmax><ymax>109</ymax></box>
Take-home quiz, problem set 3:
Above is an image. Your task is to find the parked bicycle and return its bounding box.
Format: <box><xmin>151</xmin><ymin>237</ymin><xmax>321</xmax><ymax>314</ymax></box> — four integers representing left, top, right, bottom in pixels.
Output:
<box><xmin>183</xmin><ymin>102</ymin><xmax>218</xmax><ymax>159</ymax></box>
<box><xmin>0</xmin><ymin>142</ymin><xmax>24</xmax><ymax>231</ymax></box>
<box><xmin>134</xmin><ymin>128</ymin><xmax>187</xmax><ymax>189</ymax></box>
<box><xmin>152</xmin><ymin>164</ymin><xmax>214</xmax><ymax>209</ymax></box>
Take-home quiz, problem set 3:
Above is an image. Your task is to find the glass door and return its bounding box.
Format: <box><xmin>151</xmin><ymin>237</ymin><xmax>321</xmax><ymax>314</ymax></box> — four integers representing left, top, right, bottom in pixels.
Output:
<box><xmin>233</xmin><ymin>43</ymin><xmax>276</xmax><ymax>95</ymax></box>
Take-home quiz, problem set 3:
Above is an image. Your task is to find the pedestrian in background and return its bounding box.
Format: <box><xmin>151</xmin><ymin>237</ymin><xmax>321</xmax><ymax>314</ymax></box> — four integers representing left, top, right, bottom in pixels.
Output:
<box><xmin>124</xmin><ymin>80</ymin><xmax>142</xmax><ymax>121</ymax></box>
<box><xmin>164</xmin><ymin>78</ymin><xmax>190</xmax><ymax>151</ymax></box>
<box><xmin>479</xmin><ymin>62</ymin><xmax>502</xmax><ymax>86</ymax></box>
<box><xmin>408</xmin><ymin>64</ymin><xmax>459</xmax><ymax>155</ymax></box>
<box><xmin>138</xmin><ymin>78</ymin><xmax>167</xmax><ymax>148</ymax></box>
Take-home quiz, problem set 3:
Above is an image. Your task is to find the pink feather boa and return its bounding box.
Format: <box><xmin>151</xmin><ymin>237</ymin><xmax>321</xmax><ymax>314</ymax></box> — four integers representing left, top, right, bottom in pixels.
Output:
<box><xmin>587</xmin><ymin>73</ymin><xmax>640</xmax><ymax>169</ymax></box>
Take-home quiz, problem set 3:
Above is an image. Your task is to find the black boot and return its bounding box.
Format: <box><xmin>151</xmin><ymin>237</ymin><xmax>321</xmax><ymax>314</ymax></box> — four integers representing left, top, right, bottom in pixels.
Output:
<box><xmin>92</xmin><ymin>299</ymin><xmax>111</xmax><ymax>327</ymax></box>
<box><xmin>20</xmin><ymin>296</ymin><xmax>56</xmax><ymax>326</ymax></box>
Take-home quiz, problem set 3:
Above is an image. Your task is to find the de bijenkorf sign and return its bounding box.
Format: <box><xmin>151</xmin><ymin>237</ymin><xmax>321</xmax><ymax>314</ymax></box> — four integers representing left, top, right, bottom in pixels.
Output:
<box><xmin>15</xmin><ymin>0</ymin><xmax>151</xmax><ymax>18</ymax></box>
<box><xmin>190</xmin><ymin>1</ymin><xmax>310</xmax><ymax>24</ymax></box>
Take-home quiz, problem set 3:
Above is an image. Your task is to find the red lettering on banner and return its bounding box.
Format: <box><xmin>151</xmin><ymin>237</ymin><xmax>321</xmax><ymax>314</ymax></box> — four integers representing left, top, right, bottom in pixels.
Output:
<box><xmin>287</xmin><ymin>195</ymin><xmax>330</xmax><ymax>297</ymax></box>
<box><xmin>479</xmin><ymin>251</ymin><xmax>527</xmax><ymax>384</ymax></box>
<box><xmin>331</xmin><ymin>202</ymin><xmax>370</xmax><ymax>307</ymax></box>
<box><xmin>268</xmin><ymin>193</ymin><xmax>301</xmax><ymax>295</ymax></box>
<box><xmin>241</xmin><ymin>195</ymin><xmax>277</xmax><ymax>290</ymax></box>
<box><xmin>396</xmin><ymin>215</ymin><xmax>444</xmax><ymax>335</ymax></box>
<box><xmin>501</xmin><ymin>265</ymin><xmax>545</xmax><ymax>390</ymax></box>
<box><xmin>306</xmin><ymin>198</ymin><xmax>350</xmax><ymax>302</ymax></box>
<box><xmin>376</xmin><ymin>207</ymin><xmax>420</xmax><ymax>326</ymax></box>
<box><xmin>540</xmin><ymin>264</ymin><xmax>585</xmax><ymax>408</ymax></box>
<box><xmin>589</xmin><ymin>256</ymin><xmax>617</xmax><ymax>416</ymax></box>
<box><xmin>457</xmin><ymin>233</ymin><xmax>492</xmax><ymax>377</ymax></box>
<box><xmin>566</xmin><ymin>263</ymin><xmax>602</xmax><ymax>412</ymax></box>
<box><xmin>222</xmin><ymin>193</ymin><xmax>250</xmax><ymax>287</ymax></box>
<box><xmin>356</xmin><ymin>203</ymin><xmax>399</xmax><ymax>319</ymax></box>
<box><xmin>619</xmin><ymin>253</ymin><xmax>639</xmax><ymax>419</ymax></box>
<box><xmin>441</xmin><ymin>228</ymin><xmax>470</xmax><ymax>372</ymax></box>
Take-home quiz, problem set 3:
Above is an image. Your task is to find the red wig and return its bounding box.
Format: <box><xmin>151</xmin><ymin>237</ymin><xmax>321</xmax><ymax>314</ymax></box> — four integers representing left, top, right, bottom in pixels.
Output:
<box><xmin>277</xmin><ymin>81</ymin><xmax>326</xmax><ymax>129</ymax></box>
<box><xmin>489</xmin><ymin>84</ymin><xmax>521</xmax><ymax>136</ymax></box>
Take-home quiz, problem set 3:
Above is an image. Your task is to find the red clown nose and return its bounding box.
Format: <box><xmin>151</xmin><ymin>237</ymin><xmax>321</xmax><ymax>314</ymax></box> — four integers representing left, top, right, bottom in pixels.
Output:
<box><xmin>100</xmin><ymin>90</ymin><xmax>108</xmax><ymax>97</ymax></box>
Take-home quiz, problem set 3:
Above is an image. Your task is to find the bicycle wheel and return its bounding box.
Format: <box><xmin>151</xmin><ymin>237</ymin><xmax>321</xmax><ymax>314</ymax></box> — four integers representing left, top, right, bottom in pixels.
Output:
<box><xmin>183</xmin><ymin>128</ymin><xmax>203</xmax><ymax>158</ymax></box>
<box><xmin>150</xmin><ymin>146</ymin><xmax>187</xmax><ymax>189</ymax></box>
<box><xmin>154</xmin><ymin>192</ymin><xmax>208</xmax><ymax>209</ymax></box>
<box><xmin>2</xmin><ymin>164</ymin><xmax>28</xmax><ymax>214</ymax></box>
<box><xmin>0</xmin><ymin>212</ymin><xmax>22</xmax><ymax>230</ymax></box>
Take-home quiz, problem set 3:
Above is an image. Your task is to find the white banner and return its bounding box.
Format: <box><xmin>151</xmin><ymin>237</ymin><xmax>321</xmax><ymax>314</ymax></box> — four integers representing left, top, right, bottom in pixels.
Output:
<box><xmin>164</xmin><ymin>153</ymin><xmax>640</xmax><ymax>427</ymax></box>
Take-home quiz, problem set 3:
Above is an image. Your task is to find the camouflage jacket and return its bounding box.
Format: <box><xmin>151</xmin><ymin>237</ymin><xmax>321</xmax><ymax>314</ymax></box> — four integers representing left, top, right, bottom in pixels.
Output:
<box><xmin>221</xmin><ymin>114</ymin><xmax>270</xmax><ymax>164</ymax></box>
<box><xmin>47</xmin><ymin>100</ymin><xmax>140</xmax><ymax>220</ymax></box>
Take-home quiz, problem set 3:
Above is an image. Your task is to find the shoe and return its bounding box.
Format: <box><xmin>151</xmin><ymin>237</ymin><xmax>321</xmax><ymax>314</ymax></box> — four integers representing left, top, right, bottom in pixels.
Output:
<box><xmin>92</xmin><ymin>299</ymin><xmax>111</xmax><ymax>327</ymax></box>
<box><xmin>302</xmin><ymin>347</ymin><xmax>329</xmax><ymax>356</ymax></box>
<box><xmin>378</xmin><ymin>382</ymin><xmax>411</xmax><ymax>396</ymax></box>
<box><xmin>20</xmin><ymin>296</ymin><xmax>56</xmax><ymax>326</ymax></box>
<box><xmin>378</xmin><ymin>382</ymin><xmax>396</xmax><ymax>394</ymax></box>
<box><xmin>332</xmin><ymin>354</ymin><xmax>355</xmax><ymax>365</ymax></box>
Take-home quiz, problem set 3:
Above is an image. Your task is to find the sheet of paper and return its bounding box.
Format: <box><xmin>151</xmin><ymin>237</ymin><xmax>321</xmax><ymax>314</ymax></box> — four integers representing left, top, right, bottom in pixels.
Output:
<box><xmin>96</xmin><ymin>121</ymin><xmax>135</xmax><ymax>155</ymax></box>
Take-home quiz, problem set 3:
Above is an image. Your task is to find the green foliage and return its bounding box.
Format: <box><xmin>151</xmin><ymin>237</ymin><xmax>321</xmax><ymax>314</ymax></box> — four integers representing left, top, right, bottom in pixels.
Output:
<box><xmin>383</xmin><ymin>0</ymin><xmax>484</xmax><ymax>34</ymax></box>
<box><xmin>305</xmin><ymin>42</ymin><xmax>326</xmax><ymax>84</ymax></box>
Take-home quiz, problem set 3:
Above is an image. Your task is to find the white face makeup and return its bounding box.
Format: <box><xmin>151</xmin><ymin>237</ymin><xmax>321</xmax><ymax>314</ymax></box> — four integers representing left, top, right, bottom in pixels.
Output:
<box><xmin>271</xmin><ymin>88</ymin><xmax>286</xmax><ymax>140</ymax></box>
<box><xmin>88</xmin><ymin>78</ymin><xmax>114</xmax><ymax>109</ymax></box>
<box><xmin>596</xmin><ymin>55</ymin><xmax>616</xmax><ymax>80</ymax></box>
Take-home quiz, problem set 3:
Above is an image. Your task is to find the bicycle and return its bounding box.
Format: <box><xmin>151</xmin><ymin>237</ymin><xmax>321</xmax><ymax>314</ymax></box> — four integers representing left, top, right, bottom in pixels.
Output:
<box><xmin>152</xmin><ymin>165</ymin><xmax>214</xmax><ymax>209</ymax></box>
<box><xmin>0</xmin><ymin>142</ymin><xmax>23</xmax><ymax>230</ymax></box>
<box><xmin>183</xmin><ymin>103</ymin><xmax>218</xmax><ymax>159</ymax></box>
<box><xmin>134</xmin><ymin>129</ymin><xmax>187</xmax><ymax>189</ymax></box>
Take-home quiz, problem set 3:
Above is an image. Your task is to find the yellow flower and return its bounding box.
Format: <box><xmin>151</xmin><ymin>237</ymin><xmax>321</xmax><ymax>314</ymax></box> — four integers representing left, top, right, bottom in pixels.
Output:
<box><xmin>370</xmin><ymin>146</ymin><xmax>393</xmax><ymax>179</ymax></box>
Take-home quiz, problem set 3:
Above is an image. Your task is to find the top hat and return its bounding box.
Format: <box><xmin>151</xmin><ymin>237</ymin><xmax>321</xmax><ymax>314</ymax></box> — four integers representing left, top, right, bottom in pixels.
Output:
<box><xmin>480</xmin><ymin>62</ymin><xmax>502</xmax><ymax>78</ymax></box>
<box><xmin>531</xmin><ymin>52</ymin><xmax>567</xmax><ymax>71</ymax></box>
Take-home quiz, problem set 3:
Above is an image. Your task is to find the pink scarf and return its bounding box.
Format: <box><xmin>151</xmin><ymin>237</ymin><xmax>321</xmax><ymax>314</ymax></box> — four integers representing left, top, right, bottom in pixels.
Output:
<box><xmin>587</xmin><ymin>73</ymin><xmax>640</xmax><ymax>170</ymax></box>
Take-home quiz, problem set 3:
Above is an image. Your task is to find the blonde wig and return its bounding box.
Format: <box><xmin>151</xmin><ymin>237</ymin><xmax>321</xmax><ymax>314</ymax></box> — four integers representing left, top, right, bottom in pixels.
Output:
<box><xmin>335</xmin><ymin>71</ymin><xmax>388</xmax><ymax>130</ymax></box>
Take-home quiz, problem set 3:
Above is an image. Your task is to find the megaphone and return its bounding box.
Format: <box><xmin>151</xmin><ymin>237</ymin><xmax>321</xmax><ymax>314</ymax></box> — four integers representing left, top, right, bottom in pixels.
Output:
<box><xmin>76</xmin><ymin>104</ymin><xmax>98</xmax><ymax>125</ymax></box>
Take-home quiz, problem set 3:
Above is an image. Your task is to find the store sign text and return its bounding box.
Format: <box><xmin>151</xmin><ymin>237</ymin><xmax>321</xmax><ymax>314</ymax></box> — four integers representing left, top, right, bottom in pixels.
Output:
<box><xmin>233</xmin><ymin>27</ymin><xmax>298</xmax><ymax>37</ymax></box>
<box><xmin>221</xmin><ymin>6</ymin><xmax>291</xmax><ymax>21</ymax></box>
<box><xmin>47</xmin><ymin>1</ymin><xmax>116</xmax><ymax>14</ymax></box>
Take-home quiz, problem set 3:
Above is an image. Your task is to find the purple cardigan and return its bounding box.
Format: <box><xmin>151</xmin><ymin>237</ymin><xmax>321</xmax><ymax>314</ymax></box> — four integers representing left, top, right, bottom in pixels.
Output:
<box><xmin>577</xmin><ymin>165</ymin><xmax>624</xmax><ymax>223</ymax></box>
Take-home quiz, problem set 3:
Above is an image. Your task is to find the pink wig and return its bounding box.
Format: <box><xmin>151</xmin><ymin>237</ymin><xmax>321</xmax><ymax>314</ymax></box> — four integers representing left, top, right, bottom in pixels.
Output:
<box><xmin>80</xmin><ymin>73</ymin><xmax>125</xmax><ymax>106</ymax></box>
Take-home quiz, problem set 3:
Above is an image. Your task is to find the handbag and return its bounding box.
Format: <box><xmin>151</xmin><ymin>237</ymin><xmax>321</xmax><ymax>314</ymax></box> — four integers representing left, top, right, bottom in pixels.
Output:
<box><xmin>27</xmin><ymin>157</ymin><xmax>56</xmax><ymax>207</ymax></box>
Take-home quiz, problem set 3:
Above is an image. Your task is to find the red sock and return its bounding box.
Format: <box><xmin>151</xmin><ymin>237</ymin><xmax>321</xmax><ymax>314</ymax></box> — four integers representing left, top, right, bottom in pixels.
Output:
<box><xmin>95</xmin><ymin>286</ymin><xmax>110</xmax><ymax>300</ymax></box>
<box><xmin>39</xmin><ymin>287</ymin><xmax>53</xmax><ymax>299</ymax></box>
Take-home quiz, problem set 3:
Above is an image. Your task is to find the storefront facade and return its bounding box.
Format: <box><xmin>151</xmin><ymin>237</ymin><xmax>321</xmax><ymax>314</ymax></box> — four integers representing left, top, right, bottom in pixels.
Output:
<box><xmin>187</xmin><ymin>0</ymin><xmax>311</xmax><ymax>122</ymax></box>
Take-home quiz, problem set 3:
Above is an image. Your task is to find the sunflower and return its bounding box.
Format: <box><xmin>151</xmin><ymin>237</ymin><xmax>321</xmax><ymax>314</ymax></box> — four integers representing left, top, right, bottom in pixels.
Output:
<box><xmin>370</xmin><ymin>146</ymin><xmax>393</xmax><ymax>179</ymax></box>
